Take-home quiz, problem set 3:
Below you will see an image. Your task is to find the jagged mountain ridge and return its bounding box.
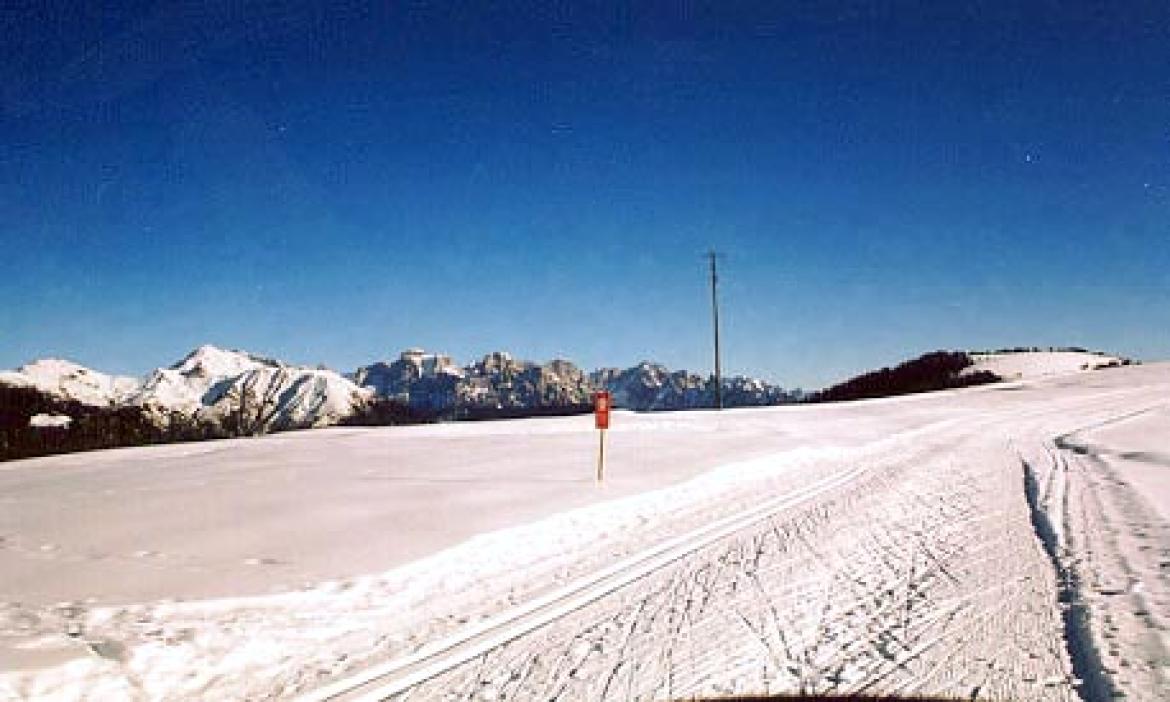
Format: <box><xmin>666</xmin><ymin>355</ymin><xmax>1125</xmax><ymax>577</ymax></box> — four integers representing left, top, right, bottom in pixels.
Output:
<box><xmin>354</xmin><ymin>349</ymin><xmax>599</xmax><ymax>414</ymax></box>
<box><xmin>2</xmin><ymin>344</ymin><xmax>795</xmax><ymax>441</ymax></box>
<box><xmin>131</xmin><ymin>344</ymin><xmax>283</xmax><ymax>414</ymax></box>
<box><xmin>588</xmin><ymin>362</ymin><xmax>791</xmax><ymax>410</ymax></box>
<box><xmin>353</xmin><ymin>350</ymin><xmax>797</xmax><ymax>413</ymax></box>
<box><xmin>1</xmin><ymin>345</ymin><xmax>371</xmax><ymax>437</ymax></box>
<box><xmin>135</xmin><ymin>345</ymin><xmax>371</xmax><ymax>434</ymax></box>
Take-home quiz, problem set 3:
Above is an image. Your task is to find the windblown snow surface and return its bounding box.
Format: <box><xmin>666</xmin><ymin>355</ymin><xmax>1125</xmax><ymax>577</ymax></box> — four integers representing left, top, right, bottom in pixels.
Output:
<box><xmin>1</xmin><ymin>362</ymin><xmax>1168</xmax><ymax>701</ymax></box>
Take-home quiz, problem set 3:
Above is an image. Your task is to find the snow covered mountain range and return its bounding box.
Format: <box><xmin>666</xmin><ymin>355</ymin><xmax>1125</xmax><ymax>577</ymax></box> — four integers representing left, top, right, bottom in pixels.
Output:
<box><xmin>1</xmin><ymin>345</ymin><xmax>1128</xmax><ymax>448</ymax></box>
<box><xmin>1</xmin><ymin>345</ymin><xmax>372</xmax><ymax>437</ymax></box>
<box><xmin>352</xmin><ymin>349</ymin><xmax>598</xmax><ymax>414</ymax></box>
<box><xmin>134</xmin><ymin>345</ymin><xmax>371</xmax><ymax>434</ymax></box>
<box><xmin>0</xmin><ymin>345</ymin><xmax>798</xmax><ymax>443</ymax></box>
<box><xmin>351</xmin><ymin>349</ymin><xmax>793</xmax><ymax>415</ymax></box>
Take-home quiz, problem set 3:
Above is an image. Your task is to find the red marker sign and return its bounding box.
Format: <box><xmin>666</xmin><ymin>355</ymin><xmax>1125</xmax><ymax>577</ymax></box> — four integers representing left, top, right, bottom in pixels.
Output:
<box><xmin>594</xmin><ymin>391</ymin><xmax>611</xmax><ymax>482</ymax></box>
<box><xmin>594</xmin><ymin>391</ymin><xmax>611</xmax><ymax>430</ymax></box>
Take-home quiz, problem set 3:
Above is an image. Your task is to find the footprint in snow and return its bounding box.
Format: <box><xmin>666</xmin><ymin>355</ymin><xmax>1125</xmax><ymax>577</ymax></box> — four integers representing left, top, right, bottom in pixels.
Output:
<box><xmin>85</xmin><ymin>638</ymin><xmax>128</xmax><ymax>662</ymax></box>
<box><xmin>243</xmin><ymin>557</ymin><xmax>282</xmax><ymax>566</ymax></box>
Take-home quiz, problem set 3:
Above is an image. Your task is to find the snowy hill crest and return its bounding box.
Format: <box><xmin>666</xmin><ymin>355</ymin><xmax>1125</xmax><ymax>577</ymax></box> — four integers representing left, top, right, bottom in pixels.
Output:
<box><xmin>131</xmin><ymin>345</ymin><xmax>369</xmax><ymax>434</ymax></box>
<box><xmin>0</xmin><ymin>359</ymin><xmax>140</xmax><ymax>407</ymax></box>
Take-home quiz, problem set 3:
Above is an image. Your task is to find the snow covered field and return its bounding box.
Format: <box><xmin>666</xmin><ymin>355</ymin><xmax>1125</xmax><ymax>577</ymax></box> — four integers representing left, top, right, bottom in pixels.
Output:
<box><xmin>2</xmin><ymin>361</ymin><xmax>1168</xmax><ymax>700</ymax></box>
<box><xmin>965</xmin><ymin>350</ymin><xmax>1125</xmax><ymax>380</ymax></box>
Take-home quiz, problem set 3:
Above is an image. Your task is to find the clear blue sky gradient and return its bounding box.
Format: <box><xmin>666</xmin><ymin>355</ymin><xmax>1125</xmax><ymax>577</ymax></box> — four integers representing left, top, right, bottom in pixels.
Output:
<box><xmin>2</xmin><ymin>2</ymin><xmax>1168</xmax><ymax>389</ymax></box>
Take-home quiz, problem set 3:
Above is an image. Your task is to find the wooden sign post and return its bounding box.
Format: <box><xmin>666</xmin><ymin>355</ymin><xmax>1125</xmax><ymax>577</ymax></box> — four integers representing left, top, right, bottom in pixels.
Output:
<box><xmin>594</xmin><ymin>391</ymin><xmax>611</xmax><ymax>483</ymax></box>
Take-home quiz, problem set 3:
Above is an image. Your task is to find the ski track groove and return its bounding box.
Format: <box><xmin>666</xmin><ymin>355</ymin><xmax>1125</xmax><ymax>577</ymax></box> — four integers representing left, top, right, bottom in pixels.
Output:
<box><xmin>378</xmin><ymin>414</ymin><xmax>1092</xmax><ymax>702</ymax></box>
<box><xmin>302</xmin><ymin>447</ymin><xmax>887</xmax><ymax>702</ymax></box>
<box><xmin>1050</xmin><ymin>414</ymin><xmax>1170</xmax><ymax>702</ymax></box>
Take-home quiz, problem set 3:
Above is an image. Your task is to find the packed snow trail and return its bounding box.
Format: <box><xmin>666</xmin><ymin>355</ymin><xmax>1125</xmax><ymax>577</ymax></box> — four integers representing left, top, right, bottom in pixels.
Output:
<box><xmin>306</xmin><ymin>397</ymin><xmax>1112</xmax><ymax>702</ymax></box>
<box><xmin>1020</xmin><ymin>404</ymin><xmax>1170</xmax><ymax>702</ymax></box>
<box><xmin>299</xmin><ymin>457</ymin><xmax>881</xmax><ymax>701</ymax></box>
<box><xmin>1</xmin><ymin>363</ymin><xmax>1168</xmax><ymax>701</ymax></box>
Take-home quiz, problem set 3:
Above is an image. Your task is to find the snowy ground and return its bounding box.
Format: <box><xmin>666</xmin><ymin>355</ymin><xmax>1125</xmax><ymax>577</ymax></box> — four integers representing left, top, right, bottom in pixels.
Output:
<box><xmin>1</xmin><ymin>362</ymin><xmax>1168</xmax><ymax>700</ymax></box>
<box><xmin>965</xmin><ymin>350</ymin><xmax>1125</xmax><ymax>380</ymax></box>
<box><xmin>1020</xmin><ymin>400</ymin><xmax>1170</xmax><ymax>701</ymax></box>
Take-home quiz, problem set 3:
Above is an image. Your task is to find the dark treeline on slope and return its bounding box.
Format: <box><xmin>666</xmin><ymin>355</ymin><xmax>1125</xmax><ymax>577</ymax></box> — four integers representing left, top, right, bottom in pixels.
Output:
<box><xmin>454</xmin><ymin>402</ymin><xmax>594</xmax><ymax>422</ymax></box>
<box><xmin>810</xmin><ymin>351</ymin><xmax>1000</xmax><ymax>403</ymax></box>
<box><xmin>0</xmin><ymin>385</ymin><xmax>213</xmax><ymax>461</ymax></box>
<box><xmin>338</xmin><ymin>397</ymin><xmax>438</xmax><ymax>426</ymax></box>
<box><xmin>1</xmin><ymin>387</ymin><xmax>436</xmax><ymax>462</ymax></box>
<box><xmin>339</xmin><ymin>397</ymin><xmax>593</xmax><ymax>425</ymax></box>
<box><xmin>6</xmin><ymin>388</ymin><xmax>602</xmax><ymax>462</ymax></box>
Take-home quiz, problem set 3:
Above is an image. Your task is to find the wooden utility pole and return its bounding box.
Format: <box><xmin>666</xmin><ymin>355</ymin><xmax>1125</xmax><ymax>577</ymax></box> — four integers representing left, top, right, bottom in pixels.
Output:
<box><xmin>707</xmin><ymin>250</ymin><xmax>723</xmax><ymax>410</ymax></box>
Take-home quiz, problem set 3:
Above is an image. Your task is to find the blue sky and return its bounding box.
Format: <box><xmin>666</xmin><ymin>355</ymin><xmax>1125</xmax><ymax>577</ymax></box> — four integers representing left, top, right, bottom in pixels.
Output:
<box><xmin>2</xmin><ymin>1</ymin><xmax>1168</xmax><ymax>389</ymax></box>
